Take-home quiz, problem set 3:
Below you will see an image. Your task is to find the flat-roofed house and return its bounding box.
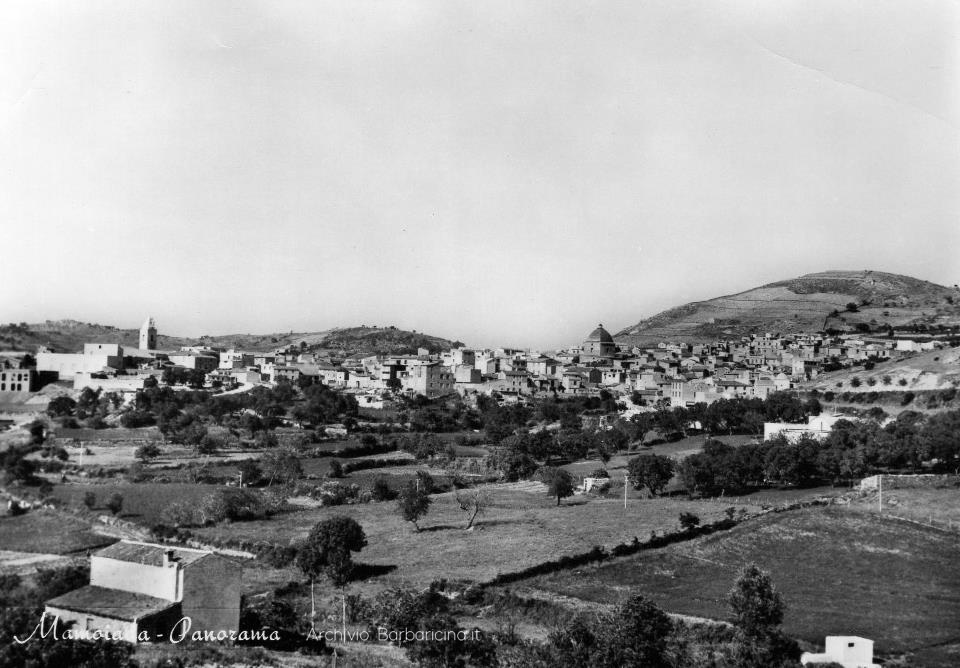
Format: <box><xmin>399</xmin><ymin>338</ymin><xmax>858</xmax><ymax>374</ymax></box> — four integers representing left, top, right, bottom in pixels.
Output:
<box><xmin>45</xmin><ymin>541</ymin><xmax>241</xmax><ymax>643</ymax></box>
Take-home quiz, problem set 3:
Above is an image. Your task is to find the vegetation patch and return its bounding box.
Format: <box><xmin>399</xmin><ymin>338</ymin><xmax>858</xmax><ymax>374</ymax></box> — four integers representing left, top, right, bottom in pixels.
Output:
<box><xmin>522</xmin><ymin>506</ymin><xmax>960</xmax><ymax>657</ymax></box>
<box><xmin>0</xmin><ymin>512</ymin><xmax>116</xmax><ymax>554</ymax></box>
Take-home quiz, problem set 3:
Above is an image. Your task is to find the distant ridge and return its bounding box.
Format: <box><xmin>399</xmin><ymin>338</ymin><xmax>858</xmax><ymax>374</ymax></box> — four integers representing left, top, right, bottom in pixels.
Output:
<box><xmin>0</xmin><ymin>321</ymin><xmax>462</xmax><ymax>357</ymax></box>
<box><xmin>617</xmin><ymin>270</ymin><xmax>960</xmax><ymax>344</ymax></box>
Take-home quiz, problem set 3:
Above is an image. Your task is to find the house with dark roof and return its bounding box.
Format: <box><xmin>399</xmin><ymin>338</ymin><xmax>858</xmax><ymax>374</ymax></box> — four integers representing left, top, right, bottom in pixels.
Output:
<box><xmin>45</xmin><ymin>541</ymin><xmax>241</xmax><ymax>643</ymax></box>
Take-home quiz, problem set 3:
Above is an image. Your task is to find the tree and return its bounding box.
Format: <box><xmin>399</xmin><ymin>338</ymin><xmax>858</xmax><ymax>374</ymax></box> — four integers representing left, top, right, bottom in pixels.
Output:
<box><xmin>542</xmin><ymin>467</ymin><xmax>575</xmax><ymax>506</ymax></box>
<box><xmin>679</xmin><ymin>512</ymin><xmax>700</xmax><ymax>531</ymax></box>
<box><xmin>27</xmin><ymin>420</ymin><xmax>46</xmax><ymax>446</ymax></box>
<box><xmin>728</xmin><ymin>563</ymin><xmax>784</xmax><ymax>637</ymax></box>
<box><xmin>548</xmin><ymin>595</ymin><xmax>675</xmax><ymax>668</ymax></box>
<box><xmin>727</xmin><ymin>564</ymin><xmax>800</xmax><ymax>667</ymax></box>
<box><xmin>106</xmin><ymin>493</ymin><xmax>123</xmax><ymax>516</ymax></box>
<box><xmin>296</xmin><ymin>516</ymin><xmax>367</xmax><ymax>588</ymax></box>
<box><xmin>455</xmin><ymin>489</ymin><xmax>491</xmax><ymax>529</ymax></box>
<box><xmin>370</xmin><ymin>476</ymin><xmax>396</xmax><ymax>501</ymax></box>
<box><xmin>237</xmin><ymin>460</ymin><xmax>263</xmax><ymax>487</ymax></box>
<box><xmin>328</xmin><ymin>460</ymin><xmax>344</xmax><ymax>478</ymax></box>
<box><xmin>592</xmin><ymin>595</ymin><xmax>675</xmax><ymax>668</ymax></box>
<box><xmin>261</xmin><ymin>447</ymin><xmax>302</xmax><ymax>487</ymax></box>
<box><xmin>764</xmin><ymin>392</ymin><xmax>805</xmax><ymax>423</ymax></box>
<box><xmin>397</xmin><ymin>479</ymin><xmax>431</xmax><ymax>531</ymax></box>
<box><xmin>46</xmin><ymin>396</ymin><xmax>76</xmax><ymax>418</ymax></box>
<box><xmin>627</xmin><ymin>454</ymin><xmax>674</xmax><ymax>496</ymax></box>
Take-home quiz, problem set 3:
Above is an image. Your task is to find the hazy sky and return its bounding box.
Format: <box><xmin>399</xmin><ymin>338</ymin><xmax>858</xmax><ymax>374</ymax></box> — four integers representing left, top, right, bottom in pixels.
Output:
<box><xmin>1</xmin><ymin>1</ymin><xmax>957</xmax><ymax>349</ymax></box>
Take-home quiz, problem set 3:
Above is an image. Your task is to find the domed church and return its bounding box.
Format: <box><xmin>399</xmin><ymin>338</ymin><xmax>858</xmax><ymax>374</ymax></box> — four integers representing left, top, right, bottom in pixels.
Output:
<box><xmin>582</xmin><ymin>323</ymin><xmax>616</xmax><ymax>360</ymax></box>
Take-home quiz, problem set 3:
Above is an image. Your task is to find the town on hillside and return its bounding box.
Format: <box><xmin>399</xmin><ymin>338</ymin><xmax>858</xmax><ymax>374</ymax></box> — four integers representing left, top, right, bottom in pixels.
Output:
<box><xmin>1</xmin><ymin>313</ymin><xmax>959</xmax><ymax>667</ymax></box>
<box><xmin>2</xmin><ymin>317</ymin><xmax>953</xmax><ymax>412</ymax></box>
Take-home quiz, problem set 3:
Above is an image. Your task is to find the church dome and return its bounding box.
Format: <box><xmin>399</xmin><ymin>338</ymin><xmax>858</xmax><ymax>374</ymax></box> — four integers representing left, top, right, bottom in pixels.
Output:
<box><xmin>585</xmin><ymin>324</ymin><xmax>613</xmax><ymax>343</ymax></box>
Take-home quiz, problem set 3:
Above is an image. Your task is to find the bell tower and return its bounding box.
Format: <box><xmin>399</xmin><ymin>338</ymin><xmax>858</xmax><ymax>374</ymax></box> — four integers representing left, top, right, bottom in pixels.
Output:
<box><xmin>140</xmin><ymin>317</ymin><xmax>157</xmax><ymax>350</ymax></box>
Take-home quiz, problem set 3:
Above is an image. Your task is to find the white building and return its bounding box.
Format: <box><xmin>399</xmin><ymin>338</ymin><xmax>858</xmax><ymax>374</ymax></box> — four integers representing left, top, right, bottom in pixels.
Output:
<box><xmin>45</xmin><ymin>541</ymin><xmax>241</xmax><ymax>643</ymax></box>
<box><xmin>763</xmin><ymin>414</ymin><xmax>851</xmax><ymax>443</ymax></box>
<box><xmin>801</xmin><ymin>636</ymin><xmax>879</xmax><ymax>668</ymax></box>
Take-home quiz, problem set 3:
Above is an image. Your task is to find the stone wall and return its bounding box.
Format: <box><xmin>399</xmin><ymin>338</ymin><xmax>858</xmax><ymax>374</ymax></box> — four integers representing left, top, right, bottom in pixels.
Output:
<box><xmin>859</xmin><ymin>474</ymin><xmax>957</xmax><ymax>491</ymax></box>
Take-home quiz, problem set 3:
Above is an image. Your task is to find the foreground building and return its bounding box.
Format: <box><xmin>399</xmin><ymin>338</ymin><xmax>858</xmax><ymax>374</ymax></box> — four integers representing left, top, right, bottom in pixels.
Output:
<box><xmin>801</xmin><ymin>636</ymin><xmax>879</xmax><ymax>668</ymax></box>
<box><xmin>45</xmin><ymin>541</ymin><xmax>241</xmax><ymax>643</ymax></box>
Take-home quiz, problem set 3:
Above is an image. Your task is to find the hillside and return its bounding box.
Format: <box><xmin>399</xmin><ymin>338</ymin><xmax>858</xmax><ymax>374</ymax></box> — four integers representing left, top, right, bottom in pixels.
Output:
<box><xmin>0</xmin><ymin>321</ymin><xmax>462</xmax><ymax>357</ymax></box>
<box><xmin>617</xmin><ymin>270</ymin><xmax>960</xmax><ymax>344</ymax></box>
<box><xmin>802</xmin><ymin>347</ymin><xmax>960</xmax><ymax>394</ymax></box>
<box><xmin>296</xmin><ymin>325</ymin><xmax>463</xmax><ymax>357</ymax></box>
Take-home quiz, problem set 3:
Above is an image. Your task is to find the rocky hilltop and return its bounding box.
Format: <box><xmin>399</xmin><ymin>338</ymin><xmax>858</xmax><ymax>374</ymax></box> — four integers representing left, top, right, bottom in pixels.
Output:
<box><xmin>617</xmin><ymin>270</ymin><xmax>960</xmax><ymax>344</ymax></box>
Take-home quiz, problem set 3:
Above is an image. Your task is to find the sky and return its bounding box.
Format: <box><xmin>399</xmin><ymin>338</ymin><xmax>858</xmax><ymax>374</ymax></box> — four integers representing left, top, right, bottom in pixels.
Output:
<box><xmin>1</xmin><ymin>1</ymin><xmax>958</xmax><ymax>350</ymax></box>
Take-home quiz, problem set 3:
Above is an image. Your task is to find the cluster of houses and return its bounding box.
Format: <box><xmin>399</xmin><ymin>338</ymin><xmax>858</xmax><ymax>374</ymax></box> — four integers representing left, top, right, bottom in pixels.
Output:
<box><xmin>1</xmin><ymin>318</ymin><xmax>946</xmax><ymax>411</ymax></box>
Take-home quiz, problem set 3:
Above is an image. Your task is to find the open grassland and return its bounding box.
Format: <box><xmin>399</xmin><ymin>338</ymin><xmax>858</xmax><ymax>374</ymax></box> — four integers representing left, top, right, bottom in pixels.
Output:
<box><xmin>0</xmin><ymin>511</ymin><xmax>116</xmax><ymax>554</ymax></box>
<box><xmin>519</xmin><ymin>506</ymin><xmax>960</xmax><ymax>662</ymax></box>
<box><xmin>193</xmin><ymin>486</ymin><xmax>768</xmax><ymax>593</ymax></box>
<box><xmin>51</xmin><ymin>482</ymin><xmax>228</xmax><ymax>525</ymax></box>
<box><xmin>847</xmin><ymin>486</ymin><xmax>960</xmax><ymax>530</ymax></box>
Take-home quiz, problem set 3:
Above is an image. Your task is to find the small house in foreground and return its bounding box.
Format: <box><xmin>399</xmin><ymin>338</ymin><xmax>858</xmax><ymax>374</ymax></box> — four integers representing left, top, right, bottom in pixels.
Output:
<box><xmin>45</xmin><ymin>541</ymin><xmax>241</xmax><ymax>643</ymax></box>
<box><xmin>801</xmin><ymin>636</ymin><xmax>879</xmax><ymax>668</ymax></box>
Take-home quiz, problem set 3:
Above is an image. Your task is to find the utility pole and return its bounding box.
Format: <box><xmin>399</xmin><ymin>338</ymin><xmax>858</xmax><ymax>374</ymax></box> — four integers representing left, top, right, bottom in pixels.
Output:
<box><xmin>624</xmin><ymin>475</ymin><xmax>628</xmax><ymax>510</ymax></box>
<box><xmin>878</xmin><ymin>475</ymin><xmax>882</xmax><ymax>514</ymax></box>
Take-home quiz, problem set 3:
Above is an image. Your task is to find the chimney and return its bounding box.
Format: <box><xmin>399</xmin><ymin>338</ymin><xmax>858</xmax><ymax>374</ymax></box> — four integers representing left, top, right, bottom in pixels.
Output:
<box><xmin>163</xmin><ymin>549</ymin><xmax>175</xmax><ymax>567</ymax></box>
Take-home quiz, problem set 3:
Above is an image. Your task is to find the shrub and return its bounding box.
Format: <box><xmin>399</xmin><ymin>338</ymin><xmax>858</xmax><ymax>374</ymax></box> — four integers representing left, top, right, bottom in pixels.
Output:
<box><xmin>679</xmin><ymin>512</ymin><xmax>700</xmax><ymax>531</ymax></box>
<box><xmin>125</xmin><ymin>461</ymin><xmax>146</xmax><ymax>483</ymax></box>
<box><xmin>197</xmin><ymin>432</ymin><xmax>223</xmax><ymax>455</ymax></box>
<box><xmin>328</xmin><ymin>460</ymin><xmax>344</xmax><ymax>478</ymax></box>
<box><xmin>901</xmin><ymin>392</ymin><xmax>915</xmax><ymax>406</ymax></box>
<box><xmin>237</xmin><ymin>460</ymin><xmax>263</xmax><ymax>487</ymax></box>
<box><xmin>201</xmin><ymin>488</ymin><xmax>279</xmax><ymax>523</ymax></box>
<box><xmin>82</xmin><ymin>491</ymin><xmax>96</xmax><ymax>510</ymax></box>
<box><xmin>106</xmin><ymin>492</ymin><xmax>124</xmax><ymax>516</ymax></box>
<box><xmin>135</xmin><ymin>443</ymin><xmax>161</xmax><ymax>461</ymax></box>
<box><xmin>160</xmin><ymin>501</ymin><xmax>203</xmax><ymax>528</ymax></box>
<box><xmin>310</xmin><ymin>482</ymin><xmax>361</xmax><ymax>507</ymax></box>
<box><xmin>370</xmin><ymin>476</ymin><xmax>397</xmax><ymax>501</ymax></box>
<box><xmin>898</xmin><ymin>378</ymin><xmax>908</xmax><ymax>386</ymax></box>
<box><xmin>850</xmin><ymin>377</ymin><xmax>861</xmax><ymax>388</ymax></box>
<box><xmin>120</xmin><ymin>410</ymin><xmax>155</xmax><ymax>428</ymax></box>
<box><xmin>85</xmin><ymin>415</ymin><xmax>108</xmax><ymax>430</ymax></box>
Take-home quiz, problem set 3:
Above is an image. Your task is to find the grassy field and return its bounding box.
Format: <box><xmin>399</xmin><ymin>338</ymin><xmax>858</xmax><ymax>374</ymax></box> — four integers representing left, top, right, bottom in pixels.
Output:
<box><xmin>51</xmin><ymin>482</ymin><xmax>232</xmax><ymax>525</ymax></box>
<box><xmin>562</xmin><ymin>434</ymin><xmax>758</xmax><ymax>479</ymax></box>
<box><xmin>0</xmin><ymin>511</ymin><xmax>116</xmax><ymax>554</ymax></box>
<box><xmin>193</xmin><ymin>485</ymin><xmax>768</xmax><ymax>594</ymax></box>
<box><xmin>516</xmin><ymin>505</ymin><xmax>960</xmax><ymax>664</ymax></box>
<box><xmin>847</xmin><ymin>486</ymin><xmax>960</xmax><ymax>530</ymax></box>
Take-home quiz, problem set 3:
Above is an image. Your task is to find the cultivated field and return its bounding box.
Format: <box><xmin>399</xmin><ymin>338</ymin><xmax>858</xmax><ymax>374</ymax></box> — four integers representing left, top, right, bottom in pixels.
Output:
<box><xmin>0</xmin><ymin>511</ymin><xmax>116</xmax><ymax>554</ymax></box>
<box><xmin>50</xmin><ymin>482</ymin><xmax>230</xmax><ymax>525</ymax></box>
<box><xmin>515</xmin><ymin>505</ymin><xmax>960</xmax><ymax>665</ymax></box>
<box><xmin>193</xmin><ymin>486</ymin><xmax>769</xmax><ymax>593</ymax></box>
